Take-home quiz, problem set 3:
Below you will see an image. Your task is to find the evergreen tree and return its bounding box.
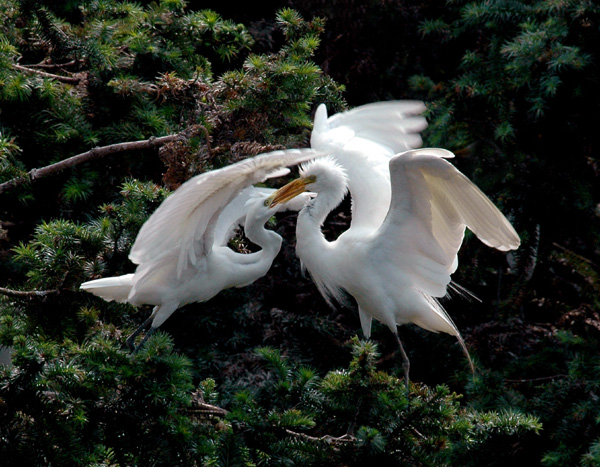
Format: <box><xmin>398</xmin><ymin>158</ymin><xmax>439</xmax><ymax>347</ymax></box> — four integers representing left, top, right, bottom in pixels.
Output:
<box><xmin>2</xmin><ymin>0</ymin><xmax>599</xmax><ymax>464</ymax></box>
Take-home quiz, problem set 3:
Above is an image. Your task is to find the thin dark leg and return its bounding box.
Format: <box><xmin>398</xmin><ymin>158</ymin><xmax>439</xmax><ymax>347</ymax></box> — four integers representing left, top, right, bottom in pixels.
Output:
<box><xmin>395</xmin><ymin>334</ymin><xmax>410</xmax><ymax>394</ymax></box>
<box><xmin>132</xmin><ymin>326</ymin><xmax>157</xmax><ymax>354</ymax></box>
<box><xmin>126</xmin><ymin>316</ymin><xmax>153</xmax><ymax>352</ymax></box>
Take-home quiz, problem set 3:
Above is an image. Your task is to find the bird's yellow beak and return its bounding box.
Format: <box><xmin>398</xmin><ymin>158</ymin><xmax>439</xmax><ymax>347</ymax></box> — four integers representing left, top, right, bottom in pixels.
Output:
<box><xmin>270</xmin><ymin>177</ymin><xmax>313</xmax><ymax>207</ymax></box>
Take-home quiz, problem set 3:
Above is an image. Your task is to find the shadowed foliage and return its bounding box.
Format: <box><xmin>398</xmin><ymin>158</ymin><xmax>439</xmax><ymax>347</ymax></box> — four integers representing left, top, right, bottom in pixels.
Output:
<box><xmin>1</xmin><ymin>0</ymin><xmax>599</xmax><ymax>465</ymax></box>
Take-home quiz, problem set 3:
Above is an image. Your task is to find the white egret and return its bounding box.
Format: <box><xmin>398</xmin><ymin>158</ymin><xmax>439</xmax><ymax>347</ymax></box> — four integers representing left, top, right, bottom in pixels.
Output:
<box><xmin>80</xmin><ymin>148</ymin><xmax>321</xmax><ymax>351</ymax></box>
<box><xmin>310</xmin><ymin>101</ymin><xmax>429</xmax><ymax>231</ymax></box>
<box><xmin>272</xmin><ymin>143</ymin><xmax>520</xmax><ymax>386</ymax></box>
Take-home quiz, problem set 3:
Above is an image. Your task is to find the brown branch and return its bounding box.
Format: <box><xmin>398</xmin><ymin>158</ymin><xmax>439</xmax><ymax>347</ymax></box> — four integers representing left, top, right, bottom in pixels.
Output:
<box><xmin>184</xmin><ymin>395</ymin><xmax>355</xmax><ymax>446</ymax></box>
<box><xmin>505</xmin><ymin>374</ymin><xmax>569</xmax><ymax>384</ymax></box>
<box><xmin>199</xmin><ymin>125</ymin><xmax>213</xmax><ymax>156</ymax></box>
<box><xmin>13</xmin><ymin>63</ymin><xmax>81</xmax><ymax>84</ymax></box>
<box><xmin>0</xmin><ymin>133</ymin><xmax>184</xmax><ymax>195</ymax></box>
<box><xmin>0</xmin><ymin>287</ymin><xmax>59</xmax><ymax>298</ymax></box>
<box><xmin>284</xmin><ymin>429</ymin><xmax>355</xmax><ymax>445</ymax></box>
<box><xmin>187</xmin><ymin>401</ymin><xmax>229</xmax><ymax>418</ymax></box>
<box><xmin>553</xmin><ymin>242</ymin><xmax>600</xmax><ymax>269</ymax></box>
<box><xmin>27</xmin><ymin>60</ymin><xmax>78</xmax><ymax>69</ymax></box>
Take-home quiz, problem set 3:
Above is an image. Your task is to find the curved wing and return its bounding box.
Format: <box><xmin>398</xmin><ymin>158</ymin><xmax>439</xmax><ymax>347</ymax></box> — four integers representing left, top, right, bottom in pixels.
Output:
<box><xmin>371</xmin><ymin>148</ymin><xmax>520</xmax><ymax>297</ymax></box>
<box><xmin>129</xmin><ymin>148</ymin><xmax>324</xmax><ymax>277</ymax></box>
<box><xmin>317</xmin><ymin>100</ymin><xmax>427</xmax><ymax>155</ymax></box>
<box><xmin>311</xmin><ymin>101</ymin><xmax>427</xmax><ymax>231</ymax></box>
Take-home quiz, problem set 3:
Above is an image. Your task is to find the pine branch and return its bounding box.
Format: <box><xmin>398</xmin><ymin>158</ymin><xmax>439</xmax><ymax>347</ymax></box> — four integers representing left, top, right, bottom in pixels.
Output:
<box><xmin>284</xmin><ymin>429</ymin><xmax>356</xmax><ymax>445</ymax></box>
<box><xmin>13</xmin><ymin>63</ymin><xmax>82</xmax><ymax>85</ymax></box>
<box><xmin>553</xmin><ymin>242</ymin><xmax>600</xmax><ymax>270</ymax></box>
<box><xmin>0</xmin><ymin>287</ymin><xmax>59</xmax><ymax>298</ymax></box>
<box><xmin>185</xmin><ymin>395</ymin><xmax>355</xmax><ymax>446</ymax></box>
<box><xmin>0</xmin><ymin>133</ymin><xmax>185</xmax><ymax>194</ymax></box>
<box><xmin>505</xmin><ymin>374</ymin><xmax>569</xmax><ymax>384</ymax></box>
<box><xmin>186</xmin><ymin>401</ymin><xmax>229</xmax><ymax>417</ymax></box>
<box><xmin>27</xmin><ymin>60</ymin><xmax>79</xmax><ymax>69</ymax></box>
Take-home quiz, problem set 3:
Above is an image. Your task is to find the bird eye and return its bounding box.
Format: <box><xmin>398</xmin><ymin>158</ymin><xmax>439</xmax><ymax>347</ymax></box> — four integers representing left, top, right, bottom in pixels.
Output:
<box><xmin>307</xmin><ymin>175</ymin><xmax>317</xmax><ymax>183</ymax></box>
<box><xmin>264</xmin><ymin>199</ymin><xmax>271</xmax><ymax>207</ymax></box>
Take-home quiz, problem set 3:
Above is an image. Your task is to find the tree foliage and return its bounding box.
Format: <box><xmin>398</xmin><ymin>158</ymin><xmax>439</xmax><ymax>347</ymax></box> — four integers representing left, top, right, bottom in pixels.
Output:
<box><xmin>1</xmin><ymin>0</ymin><xmax>599</xmax><ymax>465</ymax></box>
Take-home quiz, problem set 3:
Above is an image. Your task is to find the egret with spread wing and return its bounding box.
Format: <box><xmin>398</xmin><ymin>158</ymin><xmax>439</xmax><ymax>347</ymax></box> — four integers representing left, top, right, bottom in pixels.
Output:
<box><xmin>271</xmin><ymin>103</ymin><xmax>520</xmax><ymax>387</ymax></box>
<box><xmin>310</xmin><ymin>101</ymin><xmax>428</xmax><ymax>231</ymax></box>
<box><xmin>81</xmin><ymin>148</ymin><xmax>321</xmax><ymax>351</ymax></box>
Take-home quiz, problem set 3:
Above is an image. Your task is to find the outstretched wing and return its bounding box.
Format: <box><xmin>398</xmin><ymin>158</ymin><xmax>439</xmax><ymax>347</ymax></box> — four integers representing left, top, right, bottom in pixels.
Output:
<box><xmin>311</xmin><ymin>101</ymin><xmax>427</xmax><ymax>231</ymax></box>
<box><xmin>372</xmin><ymin>148</ymin><xmax>520</xmax><ymax>298</ymax></box>
<box><xmin>129</xmin><ymin>148</ymin><xmax>324</xmax><ymax>277</ymax></box>
<box><xmin>318</xmin><ymin>100</ymin><xmax>427</xmax><ymax>155</ymax></box>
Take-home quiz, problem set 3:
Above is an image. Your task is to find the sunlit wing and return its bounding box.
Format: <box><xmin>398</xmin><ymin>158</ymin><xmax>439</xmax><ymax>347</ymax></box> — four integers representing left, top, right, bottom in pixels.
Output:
<box><xmin>323</xmin><ymin>100</ymin><xmax>427</xmax><ymax>154</ymax></box>
<box><xmin>311</xmin><ymin>101</ymin><xmax>427</xmax><ymax>231</ymax></box>
<box><xmin>129</xmin><ymin>148</ymin><xmax>325</xmax><ymax>278</ymax></box>
<box><xmin>372</xmin><ymin>148</ymin><xmax>520</xmax><ymax>297</ymax></box>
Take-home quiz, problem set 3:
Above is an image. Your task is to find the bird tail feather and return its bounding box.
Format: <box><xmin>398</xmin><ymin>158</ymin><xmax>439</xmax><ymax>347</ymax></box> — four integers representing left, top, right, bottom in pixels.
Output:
<box><xmin>80</xmin><ymin>274</ymin><xmax>134</xmax><ymax>303</ymax></box>
<box><xmin>418</xmin><ymin>292</ymin><xmax>474</xmax><ymax>373</ymax></box>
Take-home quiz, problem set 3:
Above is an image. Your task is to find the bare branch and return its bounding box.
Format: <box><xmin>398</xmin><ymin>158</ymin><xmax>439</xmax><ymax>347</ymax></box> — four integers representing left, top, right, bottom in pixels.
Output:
<box><xmin>187</xmin><ymin>401</ymin><xmax>229</xmax><ymax>417</ymax></box>
<box><xmin>0</xmin><ymin>133</ymin><xmax>184</xmax><ymax>195</ymax></box>
<box><xmin>184</xmin><ymin>393</ymin><xmax>355</xmax><ymax>446</ymax></box>
<box><xmin>0</xmin><ymin>287</ymin><xmax>59</xmax><ymax>298</ymax></box>
<box><xmin>505</xmin><ymin>374</ymin><xmax>569</xmax><ymax>384</ymax></box>
<box><xmin>27</xmin><ymin>60</ymin><xmax>79</xmax><ymax>69</ymax></box>
<box><xmin>199</xmin><ymin>125</ymin><xmax>213</xmax><ymax>155</ymax></box>
<box><xmin>13</xmin><ymin>63</ymin><xmax>81</xmax><ymax>85</ymax></box>
<box><xmin>284</xmin><ymin>429</ymin><xmax>355</xmax><ymax>445</ymax></box>
<box><xmin>553</xmin><ymin>242</ymin><xmax>600</xmax><ymax>269</ymax></box>
<box><xmin>185</xmin><ymin>391</ymin><xmax>230</xmax><ymax>418</ymax></box>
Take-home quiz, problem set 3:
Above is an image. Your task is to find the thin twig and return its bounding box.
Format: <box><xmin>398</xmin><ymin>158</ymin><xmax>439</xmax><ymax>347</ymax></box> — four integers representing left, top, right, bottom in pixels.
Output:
<box><xmin>13</xmin><ymin>63</ymin><xmax>81</xmax><ymax>84</ymax></box>
<box><xmin>185</xmin><ymin>397</ymin><xmax>355</xmax><ymax>446</ymax></box>
<box><xmin>505</xmin><ymin>374</ymin><xmax>569</xmax><ymax>384</ymax></box>
<box><xmin>284</xmin><ymin>429</ymin><xmax>355</xmax><ymax>445</ymax></box>
<box><xmin>0</xmin><ymin>133</ymin><xmax>183</xmax><ymax>195</ymax></box>
<box><xmin>27</xmin><ymin>60</ymin><xmax>78</xmax><ymax>69</ymax></box>
<box><xmin>0</xmin><ymin>287</ymin><xmax>59</xmax><ymax>298</ymax></box>
<box><xmin>198</xmin><ymin>125</ymin><xmax>213</xmax><ymax>155</ymax></box>
<box><xmin>553</xmin><ymin>242</ymin><xmax>600</xmax><ymax>270</ymax></box>
<box><xmin>187</xmin><ymin>401</ymin><xmax>229</xmax><ymax>417</ymax></box>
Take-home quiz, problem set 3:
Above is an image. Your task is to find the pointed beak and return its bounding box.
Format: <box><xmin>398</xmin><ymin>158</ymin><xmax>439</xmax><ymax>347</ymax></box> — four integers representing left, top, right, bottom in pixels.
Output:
<box><xmin>270</xmin><ymin>178</ymin><xmax>313</xmax><ymax>207</ymax></box>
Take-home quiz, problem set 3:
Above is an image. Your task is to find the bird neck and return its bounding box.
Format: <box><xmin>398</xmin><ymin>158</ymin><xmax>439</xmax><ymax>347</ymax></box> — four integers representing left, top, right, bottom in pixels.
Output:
<box><xmin>295</xmin><ymin>192</ymin><xmax>349</xmax><ymax>306</ymax></box>
<box><xmin>297</xmin><ymin>207</ymin><xmax>326</xmax><ymax>248</ymax></box>
<box><xmin>295</xmin><ymin>190</ymin><xmax>340</xmax><ymax>256</ymax></box>
<box><xmin>244</xmin><ymin>217</ymin><xmax>282</xmax><ymax>257</ymax></box>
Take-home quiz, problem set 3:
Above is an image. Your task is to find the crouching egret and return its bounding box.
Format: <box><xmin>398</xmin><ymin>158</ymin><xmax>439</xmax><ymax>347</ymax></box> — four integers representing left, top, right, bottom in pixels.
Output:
<box><xmin>81</xmin><ymin>148</ymin><xmax>322</xmax><ymax>352</ymax></box>
<box><xmin>271</xmin><ymin>149</ymin><xmax>520</xmax><ymax>387</ymax></box>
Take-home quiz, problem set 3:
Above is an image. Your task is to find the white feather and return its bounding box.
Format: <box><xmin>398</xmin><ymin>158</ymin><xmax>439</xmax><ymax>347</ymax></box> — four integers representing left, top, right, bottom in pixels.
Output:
<box><xmin>310</xmin><ymin>101</ymin><xmax>428</xmax><ymax>231</ymax></box>
<box><xmin>128</xmin><ymin>147</ymin><xmax>325</xmax><ymax>278</ymax></box>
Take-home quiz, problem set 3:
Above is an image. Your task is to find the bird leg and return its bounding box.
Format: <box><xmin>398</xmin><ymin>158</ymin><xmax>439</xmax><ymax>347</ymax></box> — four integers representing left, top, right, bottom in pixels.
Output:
<box><xmin>126</xmin><ymin>316</ymin><xmax>153</xmax><ymax>352</ymax></box>
<box><xmin>394</xmin><ymin>334</ymin><xmax>411</xmax><ymax>394</ymax></box>
<box><xmin>131</xmin><ymin>326</ymin><xmax>157</xmax><ymax>354</ymax></box>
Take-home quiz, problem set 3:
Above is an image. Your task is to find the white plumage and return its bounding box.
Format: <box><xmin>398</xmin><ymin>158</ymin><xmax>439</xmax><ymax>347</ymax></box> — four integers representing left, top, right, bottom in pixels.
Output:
<box><xmin>81</xmin><ymin>148</ymin><xmax>323</xmax><ymax>351</ymax></box>
<box><xmin>271</xmin><ymin>102</ymin><xmax>520</xmax><ymax>386</ymax></box>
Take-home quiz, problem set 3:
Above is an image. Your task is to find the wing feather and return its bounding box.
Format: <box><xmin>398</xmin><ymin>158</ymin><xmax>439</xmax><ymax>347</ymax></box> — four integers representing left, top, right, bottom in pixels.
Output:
<box><xmin>312</xmin><ymin>100</ymin><xmax>427</xmax><ymax>155</ymax></box>
<box><xmin>372</xmin><ymin>148</ymin><xmax>520</xmax><ymax>297</ymax></box>
<box><xmin>129</xmin><ymin>148</ymin><xmax>324</xmax><ymax>277</ymax></box>
<box><xmin>310</xmin><ymin>101</ymin><xmax>427</xmax><ymax>230</ymax></box>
